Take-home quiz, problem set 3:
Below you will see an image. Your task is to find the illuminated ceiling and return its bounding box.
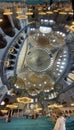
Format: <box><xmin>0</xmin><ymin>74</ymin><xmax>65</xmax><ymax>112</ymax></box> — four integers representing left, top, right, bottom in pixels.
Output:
<box><xmin>0</xmin><ymin>1</ymin><xmax>74</xmax><ymax>106</ymax></box>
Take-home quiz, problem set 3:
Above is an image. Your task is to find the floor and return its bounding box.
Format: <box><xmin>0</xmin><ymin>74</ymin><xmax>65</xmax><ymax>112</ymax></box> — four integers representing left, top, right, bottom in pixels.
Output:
<box><xmin>0</xmin><ymin>117</ymin><xmax>74</xmax><ymax>130</ymax></box>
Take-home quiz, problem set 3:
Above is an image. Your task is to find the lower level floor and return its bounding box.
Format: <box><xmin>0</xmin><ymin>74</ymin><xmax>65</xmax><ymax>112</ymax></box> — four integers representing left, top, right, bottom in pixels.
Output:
<box><xmin>0</xmin><ymin>116</ymin><xmax>74</xmax><ymax>130</ymax></box>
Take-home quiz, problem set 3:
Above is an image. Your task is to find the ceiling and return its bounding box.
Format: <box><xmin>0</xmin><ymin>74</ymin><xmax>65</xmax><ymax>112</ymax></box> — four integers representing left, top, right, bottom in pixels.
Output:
<box><xmin>0</xmin><ymin>0</ymin><xmax>74</xmax><ymax>108</ymax></box>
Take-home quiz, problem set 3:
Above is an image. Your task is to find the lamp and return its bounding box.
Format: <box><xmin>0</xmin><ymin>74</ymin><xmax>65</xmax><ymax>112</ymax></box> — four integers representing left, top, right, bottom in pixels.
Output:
<box><xmin>48</xmin><ymin>104</ymin><xmax>63</xmax><ymax>108</ymax></box>
<box><xmin>3</xmin><ymin>8</ymin><xmax>13</xmax><ymax>15</ymax></box>
<box><xmin>1</xmin><ymin>110</ymin><xmax>8</xmax><ymax>114</ymax></box>
<box><xmin>39</xmin><ymin>12</ymin><xmax>46</xmax><ymax>15</ymax></box>
<box><xmin>26</xmin><ymin>12</ymin><xmax>33</xmax><ymax>16</ymax></box>
<box><xmin>15</xmin><ymin>7</ymin><xmax>22</xmax><ymax>14</ymax></box>
<box><xmin>6</xmin><ymin>104</ymin><xmax>18</xmax><ymax>109</ymax></box>
<box><xmin>16</xmin><ymin>15</ymin><xmax>27</xmax><ymax>20</ymax></box>
<box><xmin>46</xmin><ymin>11</ymin><xmax>53</xmax><ymax>14</ymax></box>
<box><xmin>0</xmin><ymin>13</ymin><xmax>3</xmax><ymax>22</ymax></box>
<box><xmin>59</xmin><ymin>12</ymin><xmax>67</xmax><ymax>15</ymax></box>
<box><xmin>17</xmin><ymin>97</ymin><xmax>33</xmax><ymax>104</ymax></box>
<box><xmin>0</xmin><ymin>19</ymin><xmax>3</xmax><ymax>22</ymax></box>
<box><xmin>71</xmin><ymin>103</ymin><xmax>74</xmax><ymax>106</ymax></box>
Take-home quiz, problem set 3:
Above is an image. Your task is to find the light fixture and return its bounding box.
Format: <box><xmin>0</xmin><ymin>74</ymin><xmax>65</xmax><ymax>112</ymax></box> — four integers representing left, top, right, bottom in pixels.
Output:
<box><xmin>46</xmin><ymin>11</ymin><xmax>53</xmax><ymax>14</ymax></box>
<box><xmin>16</xmin><ymin>15</ymin><xmax>27</xmax><ymax>20</ymax></box>
<box><xmin>3</xmin><ymin>8</ymin><xmax>13</xmax><ymax>15</ymax></box>
<box><xmin>53</xmin><ymin>10</ymin><xmax>58</xmax><ymax>13</ymax></box>
<box><xmin>34</xmin><ymin>108</ymin><xmax>42</xmax><ymax>112</ymax></box>
<box><xmin>28</xmin><ymin>8</ymin><xmax>32</xmax><ymax>11</ymax></box>
<box><xmin>68</xmin><ymin>12</ymin><xmax>73</xmax><ymax>15</ymax></box>
<box><xmin>69</xmin><ymin>25</ymin><xmax>74</xmax><ymax>32</ymax></box>
<box><xmin>39</xmin><ymin>26</ymin><xmax>52</xmax><ymax>33</ymax></box>
<box><xmin>49</xmin><ymin>20</ymin><xmax>55</xmax><ymax>25</ymax></box>
<box><xmin>37</xmin><ymin>7</ymin><xmax>42</xmax><ymax>11</ymax></box>
<box><xmin>17</xmin><ymin>97</ymin><xmax>33</xmax><ymax>104</ymax></box>
<box><xmin>71</xmin><ymin>103</ymin><xmax>74</xmax><ymax>106</ymax></box>
<box><xmin>0</xmin><ymin>101</ymin><xmax>5</xmax><ymax>106</ymax></box>
<box><xmin>9</xmin><ymin>48</ymin><xmax>14</xmax><ymax>53</ymax></box>
<box><xmin>26</xmin><ymin>12</ymin><xmax>33</xmax><ymax>16</ymax></box>
<box><xmin>15</xmin><ymin>7</ymin><xmax>22</xmax><ymax>14</ymax></box>
<box><xmin>39</xmin><ymin>12</ymin><xmax>46</xmax><ymax>15</ymax></box>
<box><xmin>48</xmin><ymin>104</ymin><xmax>63</xmax><ymax>108</ymax></box>
<box><xmin>4</xmin><ymin>61</ymin><xmax>10</xmax><ymax>67</ymax></box>
<box><xmin>72</xmin><ymin>21</ymin><xmax>74</xmax><ymax>25</ymax></box>
<box><xmin>59</xmin><ymin>12</ymin><xmax>67</xmax><ymax>15</ymax></box>
<box><xmin>1</xmin><ymin>110</ymin><xmax>8</xmax><ymax>113</ymax></box>
<box><xmin>0</xmin><ymin>19</ymin><xmax>3</xmax><ymax>22</ymax></box>
<box><xmin>0</xmin><ymin>13</ymin><xmax>3</xmax><ymax>22</ymax></box>
<box><xmin>6</xmin><ymin>104</ymin><xmax>18</xmax><ymax>109</ymax></box>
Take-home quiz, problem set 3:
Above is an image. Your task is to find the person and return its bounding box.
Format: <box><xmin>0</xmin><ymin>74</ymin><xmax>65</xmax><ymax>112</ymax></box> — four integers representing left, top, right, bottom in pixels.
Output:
<box><xmin>53</xmin><ymin>110</ymin><xmax>66</xmax><ymax>130</ymax></box>
<box><xmin>5</xmin><ymin>109</ymin><xmax>11</xmax><ymax>122</ymax></box>
<box><xmin>51</xmin><ymin>112</ymin><xmax>57</xmax><ymax>122</ymax></box>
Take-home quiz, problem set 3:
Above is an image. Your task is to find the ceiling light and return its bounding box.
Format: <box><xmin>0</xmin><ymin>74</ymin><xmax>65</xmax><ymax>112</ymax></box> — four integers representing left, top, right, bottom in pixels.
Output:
<box><xmin>16</xmin><ymin>15</ymin><xmax>27</xmax><ymax>20</ymax></box>
<box><xmin>6</xmin><ymin>104</ymin><xmax>18</xmax><ymax>109</ymax></box>
<box><xmin>46</xmin><ymin>11</ymin><xmax>53</xmax><ymax>14</ymax></box>
<box><xmin>56</xmin><ymin>68</ymin><xmax>59</xmax><ymax>70</ymax></box>
<box><xmin>59</xmin><ymin>69</ymin><xmax>63</xmax><ymax>72</ymax></box>
<box><xmin>0</xmin><ymin>19</ymin><xmax>3</xmax><ymax>22</ymax></box>
<box><xmin>63</xmin><ymin>58</ymin><xmax>67</xmax><ymax>61</ymax></box>
<box><xmin>16</xmin><ymin>7</ymin><xmax>22</xmax><ymax>14</ymax></box>
<box><xmin>60</xmin><ymin>32</ymin><xmax>63</xmax><ymax>35</ymax></box>
<box><xmin>72</xmin><ymin>22</ymin><xmax>74</xmax><ymax>25</ymax></box>
<box><xmin>24</xmin><ymin>78</ymin><xmax>26</xmax><ymax>80</ymax></box>
<box><xmin>28</xmin><ymin>82</ymin><xmax>30</xmax><ymax>85</ymax></box>
<box><xmin>56</xmin><ymin>65</ymin><xmax>60</xmax><ymax>67</ymax></box>
<box><xmin>33</xmin><ymin>84</ymin><xmax>36</xmax><ymax>86</ymax></box>
<box><xmin>1</xmin><ymin>110</ymin><xmax>8</xmax><ymax>113</ymax></box>
<box><xmin>3</xmin><ymin>8</ymin><xmax>13</xmax><ymax>15</ymax></box>
<box><xmin>39</xmin><ymin>26</ymin><xmax>52</xmax><ymax>33</ymax></box>
<box><xmin>53</xmin><ymin>10</ymin><xmax>58</xmax><ymax>12</ymax></box>
<box><xmin>39</xmin><ymin>84</ymin><xmax>42</xmax><ymax>87</ymax></box>
<box><xmin>59</xmin><ymin>12</ymin><xmax>67</xmax><ymax>15</ymax></box>
<box><xmin>58</xmin><ymin>59</ymin><xmax>61</xmax><ymax>61</ymax></box>
<box><xmin>57</xmin><ymin>61</ymin><xmax>61</xmax><ymax>64</ymax></box>
<box><xmin>44</xmin><ymin>81</ymin><xmax>47</xmax><ymax>84</ymax></box>
<box><xmin>60</xmin><ymin>66</ymin><xmax>64</xmax><ymax>69</ymax></box>
<box><xmin>62</xmin><ymin>34</ymin><xmax>65</xmax><ymax>37</ymax></box>
<box><xmin>44</xmin><ymin>19</ymin><xmax>48</xmax><ymax>22</ymax></box>
<box><xmin>52</xmin><ymin>39</ymin><xmax>56</xmax><ymax>42</ymax></box>
<box><xmin>4</xmin><ymin>61</ymin><xmax>10</xmax><ymax>67</ymax></box>
<box><xmin>48</xmin><ymin>7</ymin><xmax>50</xmax><ymax>10</ymax></box>
<box><xmin>59</xmin><ymin>55</ymin><xmax>62</xmax><ymax>58</ymax></box>
<box><xmin>68</xmin><ymin>12</ymin><xmax>73</xmax><ymax>15</ymax></box>
<box><xmin>57</xmin><ymin>73</ymin><xmax>61</xmax><ymax>75</ymax></box>
<box><xmin>15</xmin><ymin>86</ymin><xmax>19</xmax><ymax>89</ymax></box>
<box><xmin>17</xmin><ymin>97</ymin><xmax>33</xmax><ymax>104</ymax></box>
<box><xmin>39</xmin><ymin>12</ymin><xmax>46</xmax><ymax>15</ymax></box>
<box><xmin>49</xmin><ymin>20</ymin><xmax>55</xmax><ymax>25</ymax></box>
<box><xmin>41</xmin><ymin>19</ymin><xmax>43</xmax><ymax>22</ymax></box>
<box><xmin>26</xmin><ymin>12</ymin><xmax>33</xmax><ymax>16</ymax></box>
<box><xmin>0</xmin><ymin>101</ymin><xmax>5</xmax><ymax>106</ymax></box>
<box><xmin>71</xmin><ymin>103</ymin><xmax>74</xmax><ymax>106</ymax></box>
<box><xmin>61</xmin><ymin>62</ymin><xmax>66</xmax><ymax>65</ymax></box>
<box><xmin>57</xmin><ymin>31</ymin><xmax>60</xmax><ymax>34</ymax></box>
